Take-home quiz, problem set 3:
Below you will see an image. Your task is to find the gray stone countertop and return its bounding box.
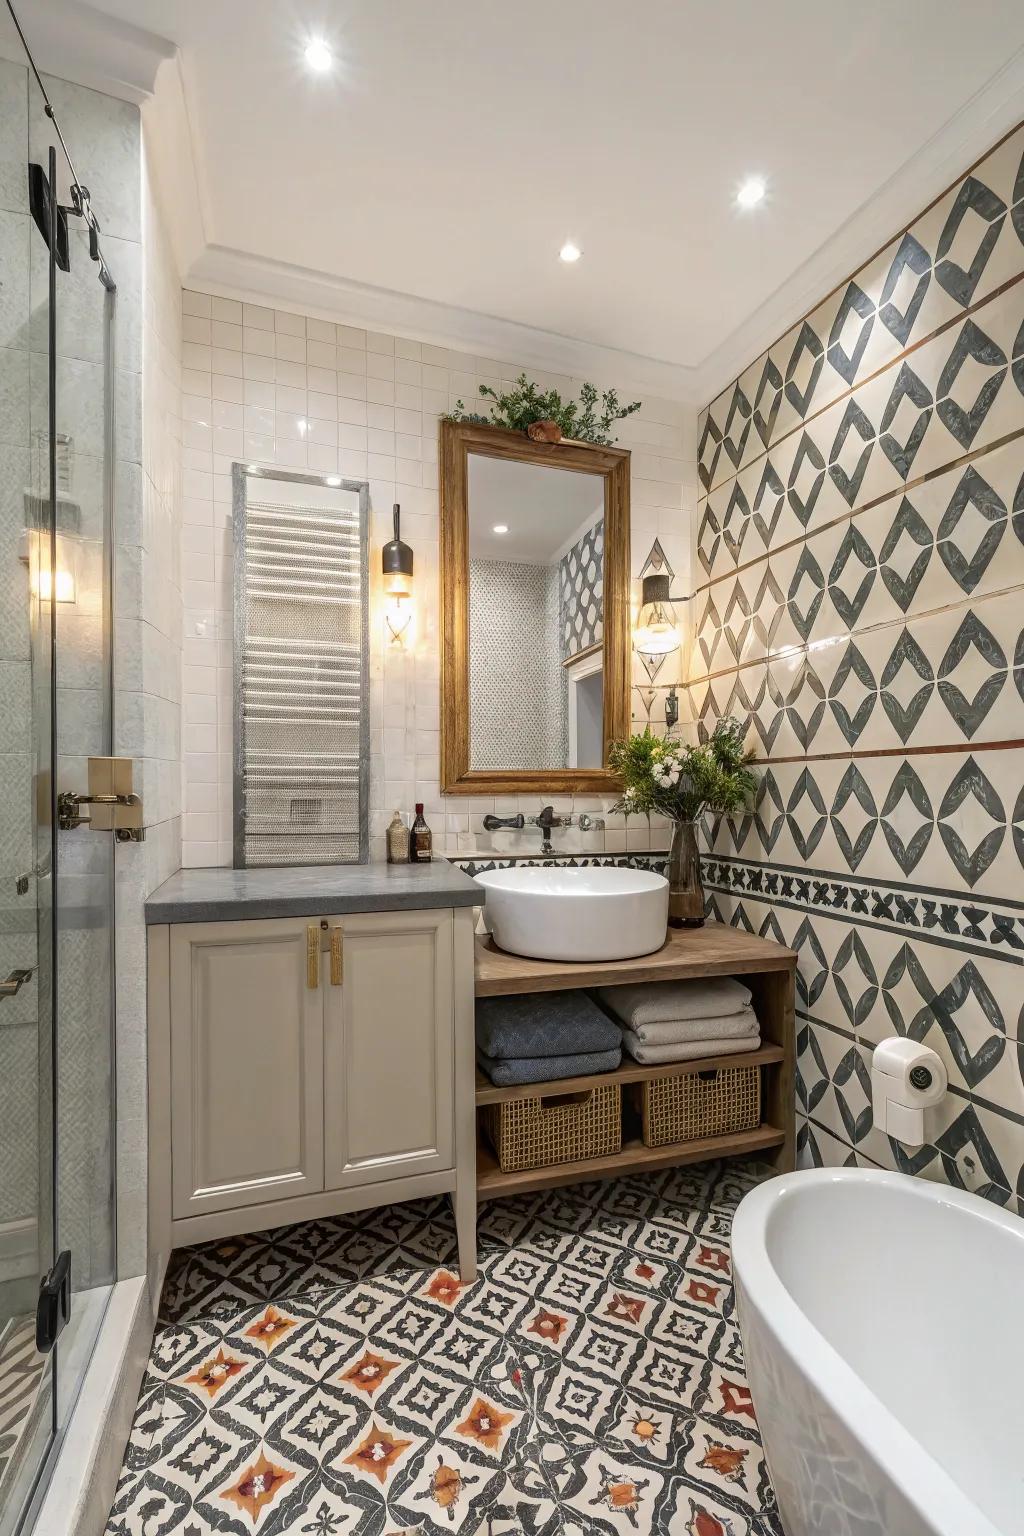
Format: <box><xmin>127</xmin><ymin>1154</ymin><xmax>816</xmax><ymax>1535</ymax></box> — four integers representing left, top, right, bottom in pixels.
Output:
<box><xmin>144</xmin><ymin>860</ymin><xmax>483</xmax><ymax>925</ymax></box>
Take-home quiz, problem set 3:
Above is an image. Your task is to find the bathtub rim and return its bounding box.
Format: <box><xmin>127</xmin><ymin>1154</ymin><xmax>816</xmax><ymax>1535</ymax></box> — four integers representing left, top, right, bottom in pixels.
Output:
<box><xmin>732</xmin><ymin>1167</ymin><xmax>1017</xmax><ymax>1536</ymax></box>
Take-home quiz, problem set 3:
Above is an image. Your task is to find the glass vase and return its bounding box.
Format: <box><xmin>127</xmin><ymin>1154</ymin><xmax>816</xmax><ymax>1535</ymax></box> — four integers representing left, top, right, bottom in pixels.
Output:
<box><xmin>667</xmin><ymin>818</ymin><xmax>705</xmax><ymax>928</ymax></box>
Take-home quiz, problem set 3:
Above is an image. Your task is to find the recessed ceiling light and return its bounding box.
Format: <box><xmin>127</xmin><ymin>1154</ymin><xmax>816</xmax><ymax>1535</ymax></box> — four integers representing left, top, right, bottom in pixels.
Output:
<box><xmin>492</xmin><ymin>524</ymin><xmax>509</xmax><ymax>534</ymax></box>
<box><xmin>325</xmin><ymin>474</ymin><xmax>342</xmax><ymax>487</ymax></box>
<box><xmin>736</xmin><ymin>176</ymin><xmax>766</xmax><ymax>210</ymax></box>
<box><xmin>558</xmin><ymin>242</ymin><xmax>582</xmax><ymax>263</ymax></box>
<box><xmin>304</xmin><ymin>38</ymin><xmax>332</xmax><ymax>72</ymax></box>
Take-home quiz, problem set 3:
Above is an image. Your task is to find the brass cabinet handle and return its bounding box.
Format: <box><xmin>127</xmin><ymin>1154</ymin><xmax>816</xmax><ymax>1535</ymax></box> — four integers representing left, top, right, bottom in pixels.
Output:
<box><xmin>306</xmin><ymin>925</ymin><xmax>319</xmax><ymax>989</ymax></box>
<box><xmin>330</xmin><ymin>928</ymin><xmax>343</xmax><ymax>986</ymax></box>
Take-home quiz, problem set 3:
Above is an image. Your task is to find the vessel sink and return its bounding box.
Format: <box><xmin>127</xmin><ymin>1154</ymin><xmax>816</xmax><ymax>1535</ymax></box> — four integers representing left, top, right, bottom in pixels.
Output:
<box><xmin>474</xmin><ymin>865</ymin><xmax>669</xmax><ymax>962</ymax></box>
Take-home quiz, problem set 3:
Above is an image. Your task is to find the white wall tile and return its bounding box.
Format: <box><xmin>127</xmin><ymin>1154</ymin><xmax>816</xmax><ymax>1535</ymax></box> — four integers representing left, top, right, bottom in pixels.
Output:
<box><xmin>179</xmin><ymin>286</ymin><xmax>696</xmax><ymax>866</ymax></box>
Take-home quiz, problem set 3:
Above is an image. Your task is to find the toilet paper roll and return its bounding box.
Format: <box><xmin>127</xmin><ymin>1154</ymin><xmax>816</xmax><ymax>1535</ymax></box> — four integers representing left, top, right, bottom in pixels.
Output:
<box><xmin>872</xmin><ymin>1037</ymin><xmax>947</xmax><ymax>1106</ymax></box>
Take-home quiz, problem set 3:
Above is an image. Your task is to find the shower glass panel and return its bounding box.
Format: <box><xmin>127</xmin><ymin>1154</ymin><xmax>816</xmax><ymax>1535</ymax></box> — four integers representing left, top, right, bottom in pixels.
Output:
<box><xmin>0</xmin><ymin>29</ymin><xmax>117</xmax><ymax>1533</ymax></box>
<box><xmin>0</xmin><ymin>51</ymin><xmax>55</xmax><ymax>1536</ymax></box>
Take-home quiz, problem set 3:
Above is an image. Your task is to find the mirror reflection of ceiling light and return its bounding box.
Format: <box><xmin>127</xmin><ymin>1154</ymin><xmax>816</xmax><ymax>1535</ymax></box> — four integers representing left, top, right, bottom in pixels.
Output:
<box><xmin>736</xmin><ymin>176</ymin><xmax>766</xmax><ymax>209</ymax></box>
<box><xmin>247</xmin><ymin>463</ymin><xmax>260</xmax><ymax>473</ymax></box>
<box><xmin>304</xmin><ymin>39</ymin><xmax>332</xmax><ymax>72</ymax></box>
<box><xmin>558</xmin><ymin>242</ymin><xmax>582</xmax><ymax>263</ymax></box>
<box><xmin>325</xmin><ymin>475</ymin><xmax>342</xmax><ymax>487</ymax></box>
<box><xmin>492</xmin><ymin>524</ymin><xmax>508</xmax><ymax>534</ymax></box>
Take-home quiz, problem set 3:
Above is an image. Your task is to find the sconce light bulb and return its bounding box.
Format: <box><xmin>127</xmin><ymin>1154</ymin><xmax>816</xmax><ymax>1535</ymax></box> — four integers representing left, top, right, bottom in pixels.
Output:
<box><xmin>634</xmin><ymin>599</ymin><xmax>680</xmax><ymax>658</ymax></box>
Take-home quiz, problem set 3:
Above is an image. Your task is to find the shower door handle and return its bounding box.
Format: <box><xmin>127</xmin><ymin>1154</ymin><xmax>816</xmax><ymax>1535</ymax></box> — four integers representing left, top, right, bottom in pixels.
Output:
<box><xmin>0</xmin><ymin>968</ymin><xmax>33</xmax><ymax>1000</ymax></box>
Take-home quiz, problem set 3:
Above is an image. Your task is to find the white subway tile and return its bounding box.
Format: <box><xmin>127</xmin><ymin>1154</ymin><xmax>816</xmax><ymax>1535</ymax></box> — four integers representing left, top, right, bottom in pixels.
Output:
<box><xmin>182</xmin><ymin>290</ymin><xmax>212</xmax><ymax>317</ymax></box>
<box><xmin>242</xmin><ymin>302</ymin><xmax>275</xmax><ymax>330</ymax></box>
<box><xmin>212</xmin><ymin>296</ymin><xmax>243</xmax><ymax>323</ymax></box>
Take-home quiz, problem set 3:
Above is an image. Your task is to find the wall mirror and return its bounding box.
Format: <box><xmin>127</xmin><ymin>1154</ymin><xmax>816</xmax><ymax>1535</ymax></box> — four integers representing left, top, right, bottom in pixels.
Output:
<box><xmin>232</xmin><ymin>464</ymin><xmax>369</xmax><ymax>867</ymax></box>
<box><xmin>440</xmin><ymin>420</ymin><xmax>629</xmax><ymax>794</ymax></box>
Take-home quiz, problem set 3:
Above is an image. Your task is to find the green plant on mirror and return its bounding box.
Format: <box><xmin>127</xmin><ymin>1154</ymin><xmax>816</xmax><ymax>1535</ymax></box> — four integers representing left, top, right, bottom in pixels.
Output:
<box><xmin>444</xmin><ymin>374</ymin><xmax>641</xmax><ymax>446</ymax></box>
<box><xmin>609</xmin><ymin>718</ymin><xmax>758</xmax><ymax>928</ymax></box>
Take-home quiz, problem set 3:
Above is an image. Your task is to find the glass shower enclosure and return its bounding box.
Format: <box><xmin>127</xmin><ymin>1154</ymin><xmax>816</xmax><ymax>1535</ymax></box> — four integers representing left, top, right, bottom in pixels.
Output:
<box><xmin>0</xmin><ymin>23</ymin><xmax>118</xmax><ymax>1534</ymax></box>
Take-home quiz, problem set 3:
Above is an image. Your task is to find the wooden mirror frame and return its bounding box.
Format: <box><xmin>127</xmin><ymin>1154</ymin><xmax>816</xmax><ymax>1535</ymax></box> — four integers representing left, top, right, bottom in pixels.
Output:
<box><xmin>439</xmin><ymin>419</ymin><xmax>630</xmax><ymax>795</ymax></box>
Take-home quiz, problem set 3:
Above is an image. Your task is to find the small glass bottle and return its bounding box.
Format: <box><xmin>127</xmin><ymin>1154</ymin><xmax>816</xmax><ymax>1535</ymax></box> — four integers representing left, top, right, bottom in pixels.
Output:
<box><xmin>409</xmin><ymin>803</ymin><xmax>432</xmax><ymax>863</ymax></box>
<box><xmin>386</xmin><ymin>810</ymin><xmax>410</xmax><ymax>864</ymax></box>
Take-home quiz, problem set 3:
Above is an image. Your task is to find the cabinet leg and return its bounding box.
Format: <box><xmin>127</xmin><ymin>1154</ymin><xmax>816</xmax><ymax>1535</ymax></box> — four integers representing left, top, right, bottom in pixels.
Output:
<box><xmin>454</xmin><ymin>1180</ymin><xmax>477</xmax><ymax>1284</ymax></box>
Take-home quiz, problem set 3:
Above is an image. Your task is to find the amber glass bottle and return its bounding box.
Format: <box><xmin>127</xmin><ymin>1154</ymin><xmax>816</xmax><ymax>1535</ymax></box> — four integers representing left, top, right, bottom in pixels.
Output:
<box><xmin>409</xmin><ymin>803</ymin><xmax>432</xmax><ymax>862</ymax></box>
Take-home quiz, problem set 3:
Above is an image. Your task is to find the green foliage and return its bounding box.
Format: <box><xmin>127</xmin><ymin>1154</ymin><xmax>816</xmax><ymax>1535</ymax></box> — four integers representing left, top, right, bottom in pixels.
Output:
<box><xmin>443</xmin><ymin>373</ymin><xmax>641</xmax><ymax>445</ymax></box>
<box><xmin>608</xmin><ymin>717</ymin><xmax>758</xmax><ymax>823</ymax></box>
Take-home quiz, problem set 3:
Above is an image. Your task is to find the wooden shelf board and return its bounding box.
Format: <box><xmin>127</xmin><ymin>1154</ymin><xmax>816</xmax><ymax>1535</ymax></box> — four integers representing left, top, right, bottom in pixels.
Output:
<box><xmin>476</xmin><ymin>1123</ymin><xmax>786</xmax><ymax>1199</ymax></box>
<box><xmin>475</xmin><ymin>923</ymin><xmax>797</xmax><ymax>997</ymax></box>
<box><xmin>475</xmin><ymin>1043</ymin><xmax>785</xmax><ymax>1105</ymax></box>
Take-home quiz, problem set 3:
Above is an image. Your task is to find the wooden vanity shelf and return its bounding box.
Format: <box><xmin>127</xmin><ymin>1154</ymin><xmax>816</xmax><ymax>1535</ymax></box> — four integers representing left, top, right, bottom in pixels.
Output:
<box><xmin>473</xmin><ymin>924</ymin><xmax>797</xmax><ymax>1199</ymax></box>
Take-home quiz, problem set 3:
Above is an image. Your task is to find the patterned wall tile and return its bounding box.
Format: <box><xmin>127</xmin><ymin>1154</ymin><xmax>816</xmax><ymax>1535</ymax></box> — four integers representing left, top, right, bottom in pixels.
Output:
<box><xmin>691</xmin><ymin>123</ymin><xmax>1024</xmax><ymax>1187</ymax></box>
<box><xmin>699</xmin><ymin>125</ymin><xmax>1024</xmax><ymax>493</ymax></box>
<box><xmin>559</xmin><ymin>518</ymin><xmax>604</xmax><ymax>659</ymax></box>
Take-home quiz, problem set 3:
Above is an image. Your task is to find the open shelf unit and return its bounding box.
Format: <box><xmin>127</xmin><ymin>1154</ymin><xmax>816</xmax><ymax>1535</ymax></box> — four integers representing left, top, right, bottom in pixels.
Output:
<box><xmin>473</xmin><ymin>924</ymin><xmax>797</xmax><ymax>1199</ymax></box>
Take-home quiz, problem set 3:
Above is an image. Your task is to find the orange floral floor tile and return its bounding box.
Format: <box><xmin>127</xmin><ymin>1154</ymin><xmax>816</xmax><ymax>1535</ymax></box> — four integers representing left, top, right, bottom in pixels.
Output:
<box><xmin>105</xmin><ymin>1160</ymin><xmax>782</xmax><ymax>1535</ymax></box>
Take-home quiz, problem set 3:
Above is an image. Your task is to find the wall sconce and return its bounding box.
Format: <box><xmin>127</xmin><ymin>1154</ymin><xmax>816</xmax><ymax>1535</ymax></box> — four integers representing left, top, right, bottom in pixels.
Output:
<box><xmin>382</xmin><ymin>502</ymin><xmax>414</xmax><ymax>648</ymax></box>
<box><xmin>634</xmin><ymin>570</ymin><xmax>681</xmax><ymax>660</ymax></box>
<box><xmin>20</xmin><ymin>530</ymin><xmax>76</xmax><ymax>604</ymax></box>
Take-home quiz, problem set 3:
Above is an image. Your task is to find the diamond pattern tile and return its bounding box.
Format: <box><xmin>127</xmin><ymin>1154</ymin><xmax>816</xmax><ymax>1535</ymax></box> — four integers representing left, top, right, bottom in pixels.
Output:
<box><xmin>691</xmin><ymin>125</ymin><xmax>1024</xmax><ymax>1201</ymax></box>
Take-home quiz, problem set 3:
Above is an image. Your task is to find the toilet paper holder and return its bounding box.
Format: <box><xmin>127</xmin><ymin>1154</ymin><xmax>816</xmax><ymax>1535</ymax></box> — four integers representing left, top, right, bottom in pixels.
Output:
<box><xmin>871</xmin><ymin>1037</ymin><xmax>947</xmax><ymax>1147</ymax></box>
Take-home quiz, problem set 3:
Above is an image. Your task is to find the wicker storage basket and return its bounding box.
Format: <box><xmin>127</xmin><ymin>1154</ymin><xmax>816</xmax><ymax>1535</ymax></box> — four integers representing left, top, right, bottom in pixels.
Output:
<box><xmin>482</xmin><ymin>1083</ymin><xmax>621</xmax><ymax>1173</ymax></box>
<box><xmin>634</xmin><ymin>1065</ymin><xmax>761</xmax><ymax>1148</ymax></box>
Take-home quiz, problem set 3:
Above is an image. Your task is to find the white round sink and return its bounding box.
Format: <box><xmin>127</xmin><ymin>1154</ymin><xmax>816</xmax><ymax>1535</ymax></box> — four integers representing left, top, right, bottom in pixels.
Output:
<box><xmin>474</xmin><ymin>864</ymin><xmax>669</xmax><ymax>962</ymax></box>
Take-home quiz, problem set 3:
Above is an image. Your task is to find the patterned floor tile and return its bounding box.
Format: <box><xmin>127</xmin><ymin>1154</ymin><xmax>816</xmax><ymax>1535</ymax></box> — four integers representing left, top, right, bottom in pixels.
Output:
<box><xmin>105</xmin><ymin>1162</ymin><xmax>783</xmax><ymax>1535</ymax></box>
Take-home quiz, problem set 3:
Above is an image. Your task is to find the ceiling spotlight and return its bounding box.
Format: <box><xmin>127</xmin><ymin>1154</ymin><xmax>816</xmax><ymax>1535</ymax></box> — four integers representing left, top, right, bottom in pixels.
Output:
<box><xmin>325</xmin><ymin>475</ymin><xmax>342</xmax><ymax>487</ymax></box>
<box><xmin>736</xmin><ymin>177</ymin><xmax>766</xmax><ymax>210</ymax></box>
<box><xmin>304</xmin><ymin>38</ymin><xmax>332</xmax><ymax>72</ymax></box>
<box><xmin>558</xmin><ymin>242</ymin><xmax>582</xmax><ymax>263</ymax></box>
<box><xmin>492</xmin><ymin>524</ymin><xmax>508</xmax><ymax>534</ymax></box>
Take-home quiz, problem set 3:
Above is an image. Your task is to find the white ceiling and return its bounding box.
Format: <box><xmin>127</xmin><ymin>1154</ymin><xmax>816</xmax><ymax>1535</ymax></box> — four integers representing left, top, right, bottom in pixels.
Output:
<box><xmin>468</xmin><ymin>456</ymin><xmax>603</xmax><ymax>565</ymax></box>
<box><xmin>18</xmin><ymin>0</ymin><xmax>1024</xmax><ymax>400</ymax></box>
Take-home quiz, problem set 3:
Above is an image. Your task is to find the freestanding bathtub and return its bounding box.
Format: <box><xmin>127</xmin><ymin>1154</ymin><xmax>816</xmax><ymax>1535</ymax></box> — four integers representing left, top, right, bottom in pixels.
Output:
<box><xmin>732</xmin><ymin>1168</ymin><xmax>1024</xmax><ymax>1536</ymax></box>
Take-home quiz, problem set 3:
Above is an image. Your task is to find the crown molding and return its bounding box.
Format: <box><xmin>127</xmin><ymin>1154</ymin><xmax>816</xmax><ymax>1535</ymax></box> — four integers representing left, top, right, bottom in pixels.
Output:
<box><xmin>2</xmin><ymin>0</ymin><xmax>173</xmax><ymax>103</ymax></box>
<box><xmin>187</xmin><ymin>243</ymin><xmax>702</xmax><ymax>403</ymax></box>
<box><xmin>142</xmin><ymin>54</ymin><xmax>209</xmax><ymax>279</ymax></box>
<box><xmin>692</xmin><ymin>47</ymin><xmax>1024</xmax><ymax>407</ymax></box>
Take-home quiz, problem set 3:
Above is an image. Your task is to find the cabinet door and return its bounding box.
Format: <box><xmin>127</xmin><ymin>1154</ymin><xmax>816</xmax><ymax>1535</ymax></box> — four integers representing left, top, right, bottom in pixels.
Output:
<box><xmin>324</xmin><ymin>907</ymin><xmax>454</xmax><ymax>1190</ymax></box>
<box><xmin>170</xmin><ymin>918</ymin><xmax>324</xmax><ymax>1219</ymax></box>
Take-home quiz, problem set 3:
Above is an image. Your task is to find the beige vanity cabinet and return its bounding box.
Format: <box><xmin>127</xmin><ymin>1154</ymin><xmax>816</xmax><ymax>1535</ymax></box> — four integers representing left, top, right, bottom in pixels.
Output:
<box><xmin>149</xmin><ymin>901</ymin><xmax>477</xmax><ymax>1277</ymax></box>
<box><xmin>168</xmin><ymin>917</ymin><xmax>326</xmax><ymax>1220</ymax></box>
<box><xmin>324</xmin><ymin>908</ymin><xmax>453</xmax><ymax>1189</ymax></box>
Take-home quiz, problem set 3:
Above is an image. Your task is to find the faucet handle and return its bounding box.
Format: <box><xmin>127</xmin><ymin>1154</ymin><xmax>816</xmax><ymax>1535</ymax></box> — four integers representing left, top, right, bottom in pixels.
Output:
<box><xmin>482</xmin><ymin>813</ymin><xmax>525</xmax><ymax>831</ymax></box>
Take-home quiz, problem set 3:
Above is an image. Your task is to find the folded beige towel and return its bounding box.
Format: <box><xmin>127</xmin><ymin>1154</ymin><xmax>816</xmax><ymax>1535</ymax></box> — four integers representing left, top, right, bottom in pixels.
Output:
<box><xmin>627</xmin><ymin>1005</ymin><xmax>759</xmax><ymax>1047</ymax></box>
<box><xmin>599</xmin><ymin>977</ymin><xmax>752</xmax><ymax>1029</ymax></box>
<box><xmin>621</xmin><ymin>1030</ymin><xmax>760</xmax><ymax>1065</ymax></box>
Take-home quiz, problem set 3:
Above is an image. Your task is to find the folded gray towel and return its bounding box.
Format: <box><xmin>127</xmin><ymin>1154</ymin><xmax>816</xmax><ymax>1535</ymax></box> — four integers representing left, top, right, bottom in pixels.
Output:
<box><xmin>627</xmin><ymin>1005</ymin><xmax>759</xmax><ymax>1047</ymax></box>
<box><xmin>621</xmin><ymin>1030</ymin><xmax>760</xmax><ymax>1065</ymax></box>
<box><xmin>599</xmin><ymin>977</ymin><xmax>752</xmax><ymax>1028</ymax></box>
<box><xmin>476</xmin><ymin>990</ymin><xmax>620</xmax><ymax>1060</ymax></box>
<box><xmin>477</xmin><ymin>1046</ymin><xmax>621</xmax><ymax>1087</ymax></box>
